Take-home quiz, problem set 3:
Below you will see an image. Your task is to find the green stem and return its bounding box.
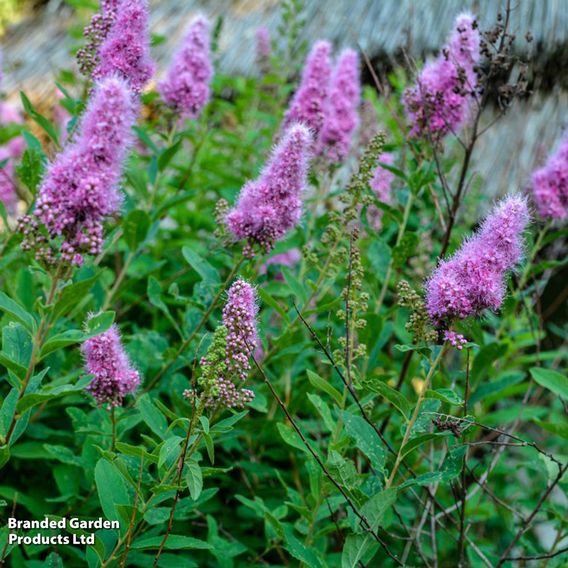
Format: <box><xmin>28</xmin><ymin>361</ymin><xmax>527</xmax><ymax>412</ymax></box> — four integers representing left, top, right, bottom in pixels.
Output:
<box><xmin>386</xmin><ymin>345</ymin><xmax>445</xmax><ymax>488</ymax></box>
<box><xmin>375</xmin><ymin>191</ymin><xmax>414</xmax><ymax>313</ymax></box>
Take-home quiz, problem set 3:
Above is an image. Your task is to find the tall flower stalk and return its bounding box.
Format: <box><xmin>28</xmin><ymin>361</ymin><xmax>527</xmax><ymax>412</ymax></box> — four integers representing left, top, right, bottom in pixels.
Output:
<box><xmin>281</xmin><ymin>41</ymin><xmax>332</xmax><ymax>138</ymax></box>
<box><xmin>93</xmin><ymin>0</ymin><xmax>155</xmax><ymax>93</ymax></box>
<box><xmin>226</xmin><ymin>123</ymin><xmax>312</xmax><ymax>256</ymax></box>
<box><xmin>82</xmin><ymin>320</ymin><xmax>140</xmax><ymax>407</ymax></box>
<box><xmin>530</xmin><ymin>130</ymin><xmax>568</xmax><ymax>220</ymax></box>
<box><xmin>317</xmin><ymin>48</ymin><xmax>361</xmax><ymax>163</ymax></box>
<box><xmin>159</xmin><ymin>14</ymin><xmax>213</xmax><ymax>119</ymax></box>
<box><xmin>426</xmin><ymin>195</ymin><xmax>530</xmax><ymax>325</ymax></box>
<box><xmin>404</xmin><ymin>13</ymin><xmax>480</xmax><ymax>142</ymax></box>
<box><xmin>19</xmin><ymin>77</ymin><xmax>135</xmax><ymax>265</ymax></box>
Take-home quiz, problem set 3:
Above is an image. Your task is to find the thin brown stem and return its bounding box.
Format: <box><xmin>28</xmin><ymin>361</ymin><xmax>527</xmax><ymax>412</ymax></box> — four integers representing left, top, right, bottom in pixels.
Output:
<box><xmin>251</xmin><ymin>353</ymin><xmax>403</xmax><ymax>566</ymax></box>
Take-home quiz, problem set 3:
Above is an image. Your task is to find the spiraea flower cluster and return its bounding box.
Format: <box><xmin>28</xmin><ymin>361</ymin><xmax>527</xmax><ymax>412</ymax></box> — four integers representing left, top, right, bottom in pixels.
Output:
<box><xmin>317</xmin><ymin>48</ymin><xmax>361</xmax><ymax>162</ymax></box>
<box><xmin>81</xmin><ymin>321</ymin><xmax>140</xmax><ymax>407</ymax></box>
<box><xmin>531</xmin><ymin>130</ymin><xmax>568</xmax><ymax>220</ymax></box>
<box><xmin>368</xmin><ymin>152</ymin><xmax>395</xmax><ymax>229</ymax></box>
<box><xmin>93</xmin><ymin>0</ymin><xmax>155</xmax><ymax>93</ymax></box>
<box><xmin>281</xmin><ymin>41</ymin><xmax>332</xmax><ymax>138</ymax></box>
<box><xmin>444</xmin><ymin>330</ymin><xmax>468</xmax><ymax>349</ymax></box>
<box><xmin>426</xmin><ymin>195</ymin><xmax>530</xmax><ymax>324</ymax></box>
<box><xmin>255</xmin><ymin>27</ymin><xmax>271</xmax><ymax>74</ymax></box>
<box><xmin>184</xmin><ymin>279</ymin><xmax>258</xmax><ymax>408</ymax></box>
<box><xmin>159</xmin><ymin>15</ymin><xmax>213</xmax><ymax>118</ymax></box>
<box><xmin>226</xmin><ymin>123</ymin><xmax>312</xmax><ymax>256</ymax></box>
<box><xmin>19</xmin><ymin>77</ymin><xmax>135</xmax><ymax>265</ymax></box>
<box><xmin>397</xmin><ymin>280</ymin><xmax>438</xmax><ymax>343</ymax></box>
<box><xmin>76</xmin><ymin>0</ymin><xmax>118</xmax><ymax>77</ymax></box>
<box><xmin>404</xmin><ymin>13</ymin><xmax>480</xmax><ymax>141</ymax></box>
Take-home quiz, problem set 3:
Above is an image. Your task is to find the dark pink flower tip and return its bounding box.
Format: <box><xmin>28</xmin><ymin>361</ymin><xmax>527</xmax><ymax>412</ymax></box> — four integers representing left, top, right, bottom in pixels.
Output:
<box><xmin>159</xmin><ymin>14</ymin><xmax>213</xmax><ymax>118</ymax></box>
<box><xmin>282</xmin><ymin>40</ymin><xmax>333</xmax><ymax>138</ymax></box>
<box><xmin>426</xmin><ymin>194</ymin><xmax>529</xmax><ymax>324</ymax></box>
<box><xmin>226</xmin><ymin>123</ymin><xmax>312</xmax><ymax>253</ymax></box>
<box><xmin>81</xmin><ymin>321</ymin><xmax>140</xmax><ymax>406</ymax></box>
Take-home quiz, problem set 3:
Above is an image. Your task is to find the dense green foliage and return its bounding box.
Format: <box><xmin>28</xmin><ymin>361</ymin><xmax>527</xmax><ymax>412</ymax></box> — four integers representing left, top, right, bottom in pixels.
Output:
<box><xmin>0</xmin><ymin>2</ymin><xmax>566</xmax><ymax>567</ymax></box>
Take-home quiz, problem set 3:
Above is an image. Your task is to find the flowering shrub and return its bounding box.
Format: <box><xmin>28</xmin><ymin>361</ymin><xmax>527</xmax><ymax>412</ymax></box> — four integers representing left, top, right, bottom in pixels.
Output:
<box><xmin>0</xmin><ymin>3</ymin><xmax>566</xmax><ymax>567</ymax></box>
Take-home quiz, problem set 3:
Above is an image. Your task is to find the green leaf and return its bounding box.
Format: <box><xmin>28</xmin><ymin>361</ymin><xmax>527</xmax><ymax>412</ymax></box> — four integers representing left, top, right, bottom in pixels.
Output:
<box><xmin>123</xmin><ymin>210</ymin><xmax>151</xmax><ymax>251</ymax></box>
<box><xmin>0</xmin><ymin>446</ymin><xmax>10</xmax><ymax>470</ymax></box>
<box><xmin>53</xmin><ymin>275</ymin><xmax>99</xmax><ymax>319</ymax></box>
<box><xmin>20</xmin><ymin>91</ymin><xmax>60</xmax><ymax>145</ymax></box>
<box><xmin>0</xmin><ymin>291</ymin><xmax>36</xmax><ymax>332</ymax></box>
<box><xmin>158</xmin><ymin>139</ymin><xmax>183</xmax><ymax>171</ymax></box>
<box><xmin>276</xmin><ymin>423</ymin><xmax>312</xmax><ymax>456</ymax></box>
<box><xmin>339</xmin><ymin>410</ymin><xmax>385</xmax><ymax>473</ymax></box>
<box><xmin>530</xmin><ymin>368</ymin><xmax>568</xmax><ymax>401</ymax></box>
<box><xmin>534</xmin><ymin>420</ymin><xmax>568</xmax><ymax>440</ymax></box>
<box><xmin>85</xmin><ymin>311</ymin><xmax>115</xmax><ymax>336</ymax></box>
<box><xmin>186</xmin><ymin>460</ymin><xmax>203</xmax><ymax>500</ymax></box>
<box><xmin>283</xmin><ymin>525</ymin><xmax>323</xmax><ymax>568</ymax></box>
<box><xmin>307</xmin><ymin>370</ymin><xmax>343</xmax><ymax>405</ymax></box>
<box><xmin>136</xmin><ymin>394</ymin><xmax>168</xmax><ymax>438</ymax></box>
<box><xmin>40</xmin><ymin>330</ymin><xmax>84</xmax><ymax>358</ymax></box>
<box><xmin>400</xmin><ymin>432</ymin><xmax>451</xmax><ymax>461</ymax></box>
<box><xmin>94</xmin><ymin>458</ymin><xmax>130</xmax><ymax>524</ymax></box>
<box><xmin>17</xmin><ymin>375</ymin><xmax>91</xmax><ymax>413</ymax></box>
<box><xmin>44</xmin><ymin>444</ymin><xmax>83</xmax><ymax>466</ymax></box>
<box><xmin>392</xmin><ymin>232</ymin><xmax>419</xmax><ymax>269</ymax></box>
<box><xmin>426</xmin><ymin>388</ymin><xmax>464</xmax><ymax>406</ymax></box>
<box><xmin>158</xmin><ymin>435</ymin><xmax>182</xmax><ymax>469</ymax></box>
<box><xmin>181</xmin><ymin>245</ymin><xmax>220</xmax><ymax>284</ymax></box>
<box><xmin>16</xmin><ymin>148</ymin><xmax>44</xmax><ymax>193</ymax></box>
<box><xmin>342</xmin><ymin>489</ymin><xmax>397</xmax><ymax>567</ymax></box>
<box><xmin>257</xmin><ymin>288</ymin><xmax>289</xmax><ymax>322</ymax></box>
<box><xmin>365</xmin><ymin>379</ymin><xmax>411</xmax><ymax>419</ymax></box>
<box><xmin>131</xmin><ymin>535</ymin><xmax>212</xmax><ymax>550</ymax></box>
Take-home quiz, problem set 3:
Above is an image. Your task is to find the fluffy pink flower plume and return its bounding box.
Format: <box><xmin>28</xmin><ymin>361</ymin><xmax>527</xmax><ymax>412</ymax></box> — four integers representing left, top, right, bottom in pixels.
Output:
<box><xmin>82</xmin><ymin>321</ymin><xmax>140</xmax><ymax>407</ymax></box>
<box><xmin>159</xmin><ymin>15</ymin><xmax>213</xmax><ymax>118</ymax></box>
<box><xmin>226</xmin><ymin>123</ymin><xmax>312</xmax><ymax>255</ymax></box>
<box><xmin>27</xmin><ymin>77</ymin><xmax>134</xmax><ymax>264</ymax></box>
<box><xmin>404</xmin><ymin>13</ymin><xmax>480</xmax><ymax>141</ymax></box>
<box><xmin>255</xmin><ymin>27</ymin><xmax>271</xmax><ymax>72</ymax></box>
<box><xmin>281</xmin><ymin>41</ymin><xmax>332</xmax><ymax>138</ymax></box>
<box><xmin>214</xmin><ymin>279</ymin><xmax>259</xmax><ymax>408</ymax></box>
<box><xmin>531</xmin><ymin>130</ymin><xmax>568</xmax><ymax>220</ymax></box>
<box><xmin>426</xmin><ymin>195</ymin><xmax>529</xmax><ymax>324</ymax></box>
<box><xmin>368</xmin><ymin>152</ymin><xmax>395</xmax><ymax>229</ymax></box>
<box><xmin>317</xmin><ymin>48</ymin><xmax>361</xmax><ymax>162</ymax></box>
<box><xmin>93</xmin><ymin>0</ymin><xmax>155</xmax><ymax>93</ymax></box>
<box><xmin>0</xmin><ymin>53</ymin><xmax>24</xmax><ymax>212</ymax></box>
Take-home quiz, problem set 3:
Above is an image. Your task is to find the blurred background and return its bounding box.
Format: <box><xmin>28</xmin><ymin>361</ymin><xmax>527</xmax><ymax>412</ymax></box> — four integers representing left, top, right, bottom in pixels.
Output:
<box><xmin>0</xmin><ymin>0</ymin><xmax>567</xmax><ymax>197</ymax></box>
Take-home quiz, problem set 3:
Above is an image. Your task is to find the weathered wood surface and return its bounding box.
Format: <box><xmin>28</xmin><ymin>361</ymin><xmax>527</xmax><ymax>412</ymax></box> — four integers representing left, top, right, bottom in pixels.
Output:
<box><xmin>0</xmin><ymin>0</ymin><xmax>566</xmax><ymax>197</ymax></box>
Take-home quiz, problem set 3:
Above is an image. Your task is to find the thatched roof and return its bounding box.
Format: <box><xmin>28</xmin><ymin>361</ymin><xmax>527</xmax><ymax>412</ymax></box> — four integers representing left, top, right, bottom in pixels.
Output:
<box><xmin>0</xmin><ymin>0</ymin><xmax>566</xmax><ymax>198</ymax></box>
<box><xmin>2</xmin><ymin>0</ymin><xmax>567</xmax><ymax>96</ymax></box>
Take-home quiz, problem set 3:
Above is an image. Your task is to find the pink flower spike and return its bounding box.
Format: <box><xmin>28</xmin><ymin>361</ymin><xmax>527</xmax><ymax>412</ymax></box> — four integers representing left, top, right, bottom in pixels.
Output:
<box><xmin>93</xmin><ymin>0</ymin><xmax>155</xmax><ymax>93</ymax></box>
<box><xmin>33</xmin><ymin>76</ymin><xmax>135</xmax><ymax>263</ymax></box>
<box><xmin>226</xmin><ymin>123</ymin><xmax>312</xmax><ymax>255</ymax></box>
<box><xmin>281</xmin><ymin>41</ymin><xmax>332</xmax><ymax>139</ymax></box>
<box><xmin>317</xmin><ymin>48</ymin><xmax>361</xmax><ymax>162</ymax></box>
<box><xmin>81</xmin><ymin>321</ymin><xmax>140</xmax><ymax>407</ymax></box>
<box><xmin>530</xmin><ymin>130</ymin><xmax>568</xmax><ymax>220</ymax></box>
<box><xmin>159</xmin><ymin>14</ymin><xmax>213</xmax><ymax>118</ymax></box>
<box><xmin>403</xmin><ymin>13</ymin><xmax>480</xmax><ymax>141</ymax></box>
<box><xmin>368</xmin><ymin>153</ymin><xmax>395</xmax><ymax>229</ymax></box>
<box><xmin>426</xmin><ymin>195</ymin><xmax>529</xmax><ymax>324</ymax></box>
